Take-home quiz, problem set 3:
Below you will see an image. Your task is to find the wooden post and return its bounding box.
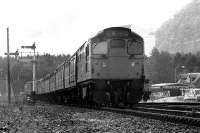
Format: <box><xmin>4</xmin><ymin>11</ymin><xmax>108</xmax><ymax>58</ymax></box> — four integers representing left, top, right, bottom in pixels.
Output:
<box><xmin>7</xmin><ymin>27</ymin><xmax>11</xmax><ymax>104</ymax></box>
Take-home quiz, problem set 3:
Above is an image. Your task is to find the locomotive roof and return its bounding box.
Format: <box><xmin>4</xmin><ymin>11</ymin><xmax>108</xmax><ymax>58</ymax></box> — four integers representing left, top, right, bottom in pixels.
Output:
<box><xmin>68</xmin><ymin>26</ymin><xmax>144</xmax><ymax>59</ymax></box>
<box><xmin>90</xmin><ymin>27</ymin><xmax>143</xmax><ymax>42</ymax></box>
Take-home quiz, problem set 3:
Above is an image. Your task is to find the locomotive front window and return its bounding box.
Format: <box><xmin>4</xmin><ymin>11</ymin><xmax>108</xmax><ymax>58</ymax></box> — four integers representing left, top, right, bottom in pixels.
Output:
<box><xmin>92</xmin><ymin>41</ymin><xmax>108</xmax><ymax>54</ymax></box>
<box><xmin>127</xmin><ymin>40</ymin><xmax>143</xmax><ymax>55</ymax></box>
<box><xmin>110</xmin><ymin>39</ymin><xmax>125</xmax><ymax>48</ymax></box>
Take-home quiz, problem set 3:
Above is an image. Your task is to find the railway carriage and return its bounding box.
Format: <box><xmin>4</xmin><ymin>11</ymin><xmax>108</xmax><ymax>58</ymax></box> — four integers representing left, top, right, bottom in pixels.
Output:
<box><xmin>44</xmin><ymin>74</ymin><xmax>50</xmax><ymax>93</ymax></box>
<box><xmin>37</xmin><ymin>79</ymin><xmax>42</xmax><ymax>94</ymax></box>
<box><xmin>27</xmin><ymin>27</ymin><xmax>147</xmax><ymax>106</ymax></box>
<box><xmin>55</xmin><ymin>63</ymin><xmax>65</xmax><ymax>91</ymax></box>
<box><xmin>64</xmin><ymin>61</ymin><xmax>70</xmax><ymax>89</ymax></box>
<box><xmin>49</xmin><ymin>72</ymin><xmax>56</xmax><ymax>92</ymax></box>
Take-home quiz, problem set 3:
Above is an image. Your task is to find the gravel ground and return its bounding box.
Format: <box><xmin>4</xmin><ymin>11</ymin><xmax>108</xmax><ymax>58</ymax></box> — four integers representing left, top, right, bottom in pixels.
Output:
<box><xmin>0</xmin><ymin>104</ymin><xmax>199</xmax><ymax>133</ymax></box>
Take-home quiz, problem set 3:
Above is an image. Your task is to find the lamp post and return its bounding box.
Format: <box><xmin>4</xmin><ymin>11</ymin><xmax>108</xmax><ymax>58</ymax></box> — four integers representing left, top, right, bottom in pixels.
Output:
<box><xmin>174</xmin><ymin>66</ymin><xmax>185</xmax><ymax>82</ymax></box>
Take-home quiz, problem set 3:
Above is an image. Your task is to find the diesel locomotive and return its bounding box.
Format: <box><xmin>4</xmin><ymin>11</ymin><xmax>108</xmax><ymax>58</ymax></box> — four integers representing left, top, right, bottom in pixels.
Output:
<box><xmin>26</xmin><ymin>27</ymin><xmax>147</xmax><ymax>106</ymax></box>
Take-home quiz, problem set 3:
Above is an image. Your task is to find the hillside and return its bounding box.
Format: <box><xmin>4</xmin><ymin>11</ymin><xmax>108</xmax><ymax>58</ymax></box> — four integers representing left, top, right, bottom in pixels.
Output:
<box><xmin>155</xmin><ymin>0</ymin><xmax>200</xmax><ymax>54</ymax></box>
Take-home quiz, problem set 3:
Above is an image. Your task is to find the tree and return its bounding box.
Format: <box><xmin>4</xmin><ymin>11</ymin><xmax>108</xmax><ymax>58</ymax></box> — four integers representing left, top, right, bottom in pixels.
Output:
<box><xmin>0</xmin><ymin>54</ymin><xmax>70</xmax><ymax>95</ymax></box>
<box><xmin>146</xmin><ymin>48</ymin><xmax>174</xmax><ymax>84</ymax></box>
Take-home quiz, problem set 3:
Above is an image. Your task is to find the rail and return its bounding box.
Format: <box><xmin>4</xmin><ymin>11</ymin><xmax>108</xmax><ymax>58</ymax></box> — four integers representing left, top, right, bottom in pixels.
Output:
<box><xmin>100</xmin><ymin>103</ymin><xmax>200</xmax><ymax>127</ymax></box>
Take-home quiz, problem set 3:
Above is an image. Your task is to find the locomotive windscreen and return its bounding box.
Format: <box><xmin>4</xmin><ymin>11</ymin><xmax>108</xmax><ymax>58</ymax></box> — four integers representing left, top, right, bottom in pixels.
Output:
<box><xmin>110</xmin><ymin>39</ymin><xmax>125</xmax><ymax>48</ymax></box>
<box><xmin>92</xmin><ymin>41</ymin><xmax>108</xmax><ymax>54</ymax></box>
<box><xmin>127</xmin><ymin>40</ymin><xmax>143</xmax><ymax>55</ymax></box>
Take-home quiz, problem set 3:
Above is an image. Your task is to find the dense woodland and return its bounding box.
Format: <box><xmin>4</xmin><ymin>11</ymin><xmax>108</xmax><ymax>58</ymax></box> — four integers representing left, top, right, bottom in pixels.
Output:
<box><xmin>0</xmin><ymin>54</ymin><xmax>70</xmax><ymax>95</ymax></box>
<box><xmin>145</xmin><ymin>48</ymin><xmax>200</xmax><ymax>84</ymax></box>
<box><xmin>147</xmin><ymin>0</ymin><xmax>200</xmax><ymax>83</ymax></box>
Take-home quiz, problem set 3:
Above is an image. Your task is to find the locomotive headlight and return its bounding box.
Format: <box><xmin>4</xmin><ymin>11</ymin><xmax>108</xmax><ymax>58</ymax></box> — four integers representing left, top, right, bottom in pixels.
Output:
<box><xmin>102</xmin><ymin>62</ymin><xmax>107</xmax><ymax>67</ymax></box>
<box><xmin>131</xmin><ymin>62</ymin><xmax>135</xmax><ymax>67</ymax></box>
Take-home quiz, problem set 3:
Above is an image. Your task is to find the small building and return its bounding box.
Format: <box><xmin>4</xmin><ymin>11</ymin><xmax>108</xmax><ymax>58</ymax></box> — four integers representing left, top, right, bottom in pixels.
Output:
<box><xmin>177</xmin><ymin>73</ymin><xmax>200</xmax><ymax>88</ymax></box>
<box><xmin>149</xmin><ymin>73</ymin><xmax>200</xmax><ymax>101</ymax></box>
<box><xmin>149</xmin><ymin>83</ymin><xmax>188</xmax><ymax>100</ymax></box>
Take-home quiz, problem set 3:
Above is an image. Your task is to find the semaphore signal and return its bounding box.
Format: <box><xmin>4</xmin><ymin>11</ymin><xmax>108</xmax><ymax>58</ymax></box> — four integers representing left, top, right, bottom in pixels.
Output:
<box><xmin>21</xmin><ymin>43</ymin><xmax>37</xmax><ymax>94</ymax></box>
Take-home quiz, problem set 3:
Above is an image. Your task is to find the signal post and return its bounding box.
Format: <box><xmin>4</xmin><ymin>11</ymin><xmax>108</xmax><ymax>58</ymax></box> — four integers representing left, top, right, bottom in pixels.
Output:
<box><xmin>21</xmin><ymin>43</ymin><xmax>36</xmax><ymax>103</ymax></box>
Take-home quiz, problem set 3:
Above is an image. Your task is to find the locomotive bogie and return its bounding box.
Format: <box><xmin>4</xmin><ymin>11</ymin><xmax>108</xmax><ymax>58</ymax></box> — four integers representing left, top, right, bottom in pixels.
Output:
<box><xmin>85</xmin><ymin>79</ymin><xmax>144</xmax><ymax>105</ymax></box>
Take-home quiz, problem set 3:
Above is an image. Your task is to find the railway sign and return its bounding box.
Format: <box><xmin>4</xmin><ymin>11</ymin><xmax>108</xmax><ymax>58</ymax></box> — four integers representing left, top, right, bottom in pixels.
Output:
<box><xmin>4</xmin><ymin>50</ymin><xmax>19</xmax><ymax>56</ymax></box>
<box><xmin>21</xmin><ymin>43</ymin><xmax>36</xmax><ymax>50</ymax></box>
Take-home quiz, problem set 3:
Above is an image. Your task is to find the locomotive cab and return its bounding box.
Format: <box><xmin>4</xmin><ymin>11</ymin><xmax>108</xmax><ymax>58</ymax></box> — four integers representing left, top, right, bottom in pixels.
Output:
<box><xmin>89</xmin><ymin>27</ymin><xmax>145</xmax><ymax>106</ymax></box>
<box><xmin>91</xmin><ymin>27</ymin><xmax>144</xmax><ymax>79</ymax></box>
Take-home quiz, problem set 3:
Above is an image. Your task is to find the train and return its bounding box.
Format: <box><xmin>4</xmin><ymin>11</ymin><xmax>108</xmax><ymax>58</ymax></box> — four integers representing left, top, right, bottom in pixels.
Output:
<box><xmin>24</xmin><ymin>27</ymin><xmax>149</xmax><ymax>106</ymax></box>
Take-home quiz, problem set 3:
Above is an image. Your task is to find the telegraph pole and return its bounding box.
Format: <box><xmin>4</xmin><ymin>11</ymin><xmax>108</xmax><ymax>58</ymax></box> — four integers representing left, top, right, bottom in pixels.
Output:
<box><xmin>6</xmin><ymin>28</ymin><xmax>11</xmax><ymax>104</ymax></box>
<box><xmin>33</xmin><ymin>43</ymin><xmax>36</xmax><ymax>92</ymax></box>
<box><xmin>5</xmin><ymin>28</ymin><xmax>19</xmax><ymax>104</ymax></box>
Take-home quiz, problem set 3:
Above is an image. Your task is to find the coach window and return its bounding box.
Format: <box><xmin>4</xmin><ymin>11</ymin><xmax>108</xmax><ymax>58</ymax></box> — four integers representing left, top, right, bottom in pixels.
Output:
<box><xmin>92</xmin><ymin>41</ymin><xmax>108</xmax><ymax>54</ymax></box>
<box><xmin>86</xmin><ymin>45</ymin><xmax>89</xmax><ymax>57</ymax></box>
<box><xmin>85</xmin><ymin>45</ymin><xmax>89</xmax><ymax>72</ymax></box>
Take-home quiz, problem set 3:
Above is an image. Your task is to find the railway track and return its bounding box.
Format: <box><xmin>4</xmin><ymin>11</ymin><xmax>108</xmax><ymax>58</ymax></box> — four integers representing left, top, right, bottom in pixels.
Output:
<box><xmin>36</xmin><ymin>101</ymin><xmax>200</xmax><ymax>127</ymax></box>
<box><xmin>98</xmin><ymin>103</ymin><xmax>200</xmax><ymax>127</ymax></box>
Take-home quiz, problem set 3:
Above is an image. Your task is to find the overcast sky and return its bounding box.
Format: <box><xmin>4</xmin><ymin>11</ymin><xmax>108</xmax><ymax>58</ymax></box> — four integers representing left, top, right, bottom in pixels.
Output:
<box><xmin>0</xmin><ymin>0</ymin><xmax>192</xmax><ymax>56</ymax></box>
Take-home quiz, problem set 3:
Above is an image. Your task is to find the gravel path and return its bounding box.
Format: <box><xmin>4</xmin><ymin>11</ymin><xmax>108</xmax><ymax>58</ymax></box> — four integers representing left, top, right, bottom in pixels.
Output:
<box><xmin>0</xmin><ymin>104</ymin><xmax>199</xmax><ymax>133</ymax></box>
